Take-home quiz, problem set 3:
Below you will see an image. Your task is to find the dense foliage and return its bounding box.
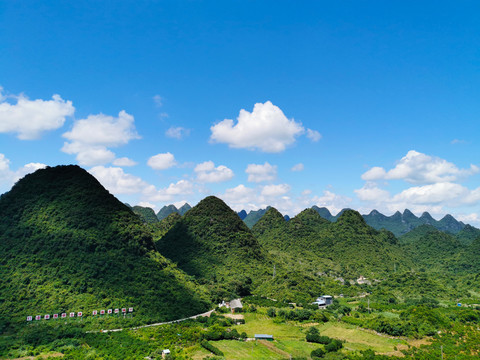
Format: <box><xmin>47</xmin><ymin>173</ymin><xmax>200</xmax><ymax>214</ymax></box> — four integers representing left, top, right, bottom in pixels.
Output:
<box><xmin>0</xmin><ymin>165</ymin><xmax>211</xmax><ymax>333</ymax></box>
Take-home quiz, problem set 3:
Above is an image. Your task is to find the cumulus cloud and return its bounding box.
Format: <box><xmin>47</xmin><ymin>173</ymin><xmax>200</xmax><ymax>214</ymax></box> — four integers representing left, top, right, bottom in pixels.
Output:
<box><xmin>147</xmin><ymin>152</ymin><xmax>176</xmax><ymax>170</ymax></box>
<box><xmin>145</xmin><ymin>180</ymin><xmax>194</xmax><ymax>202</ymax></box>
<box><xmin>309</xmin><ymin>190</ymin><xmax>353</xmax><ymax>215</ymax></box>
<box><xmin>457</xmin><ymin>213</ymin><xmax>480</xmax><ymax>226</ymax></box>
<box><xmin>166</xmin><ymin>126</ymin><xmax>190</xmax><ymax>139</ymax></box>
<box><xmin>261</xmin><ymin>184</ymin><xmax>291</xmax><ymax>197</ymax></box>
<box><xmin>246</xmin><ymin>162</ymin><xmax>277</xmax><ymax>183</ymax></box>
<box><xmin>220</xmin><ymin>184</ymin><xmax>258</xmax><ymax>211</ymax></box>
<box><xmin>113</xmin><ymin>157</ymin><xmax>137</xmax><ymax>167</ymax></box>
<box><xmin>291</xmin><ymin>163</ymin><xmax>304</xmax><ymax>172</ymax></box>
<box><xmin>354</xmin><ymin>182</ymin><xmax>391</xmax><ymax>202</ymax></box>
<box><xmin>89</xmin><ymin>166</ymin><xmax>194</xmax><ymax>204</ymax></box>
<box><xmin>306</xmin><ymin>129</ymin><xmax>322</xmax><ymax>142</ymax></box>
<box><xmin>0</xmin><ymin>89</ymin><xmax>74</xmax><ymax>140</ymax></box>
<box><xmin>210</xmin><ymin>101</ymin><xmax>304</xmax><ymax>152</ymax></box>
<box><xmin>391</xmin><ymin>182</ymin><xmax>480</xmax><ymax>206</ymax></box>
<box><xmin>361</xmin><ymin>150</ymin><xmax>479</xmax><ymax>184</ymax></box>
<box><xmin>0</xmin><ymin>153</ymin><xmax>47</xmax><ymax>192</ymax></box>
<box><xmin>62</xmin><ymin>110</ymin><xmax>140</xmax><ymax>166</ymax></box>
<box><xmin>89</xmin><ymin>166</ymin><xmax>148</xmax><ymax>194</ymax></box>
<box><xmin>194</xmin><ymin>161</ymin><xmax>234</xmax><ymax>183</ymax></box>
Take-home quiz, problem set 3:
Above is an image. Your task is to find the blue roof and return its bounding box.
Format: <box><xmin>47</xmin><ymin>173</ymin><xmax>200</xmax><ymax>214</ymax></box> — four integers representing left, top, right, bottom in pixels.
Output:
<box><xmin>255</xmin><ymin>334</ymin><xmax>273</xmax><ymax>338</ymax></box>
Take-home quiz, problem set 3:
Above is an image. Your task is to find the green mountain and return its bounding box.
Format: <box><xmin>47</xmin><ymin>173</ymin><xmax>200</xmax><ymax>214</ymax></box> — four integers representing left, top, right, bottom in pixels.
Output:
<box><xmin>155</xmin><ymin>196</ymin><xmax>270</xmax><ymax>300</ymax></box>
<box><xmin>363</xmin><ymin>209</ymin><xmax>465</xmax><ymax>237</ymax></box>
<box><xmin>455</xmin><ymin>224</ymin><xmax>480</xmax><ymax>246</ymax></box>
<box><xmin>399</xmin><ymin>225</ymin><xmax>464</xmax><ymax>273</ymax></box>
<box><xmin>156</xmin><ymin>203</ymin><xmax>192</xmax><ymax>220</ymax></box>
<box><xmin>254</xmin><ymin>208</ymin><xmax>410</xmax><ymax>280</ymax></box>
<box><xmin>0</xmin><ymin>165</ymin><xmax>210</xmax><ymax>329</ymax></box>
<box><xmin>237</xmin><ymin>210</ymin><xmax>247</xmax><ymax>220</ymax></box>
<box><xmin>243</xmin><ymin>207</ymin><xmax>271</xmax><ymax>228</ymax></box>
<box><xmin>311</xmin><ymin>206</ymin><xmax>336</xmax><ymax>222</ymax></box>
<box><xmin>132</xmin><ymin>205</ymin><xmax>159</xmax><ymax>223</ymax></box>
<box><xmin>178</xmin><ymin>203</ymin><xmax>192</xmax><ymax>215</ymax></box>
<box><xmin>156</xmin><ymin>204</ymin><xmax>179</xmax><ymax>220</ymax></box>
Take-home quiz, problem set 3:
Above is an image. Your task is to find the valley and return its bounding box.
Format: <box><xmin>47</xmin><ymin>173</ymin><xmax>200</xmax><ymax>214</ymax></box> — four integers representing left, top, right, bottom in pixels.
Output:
<box><xmin>1</xmin><ymin>165</ymin><xmax>480</xmax><ymax>359</ymax></box>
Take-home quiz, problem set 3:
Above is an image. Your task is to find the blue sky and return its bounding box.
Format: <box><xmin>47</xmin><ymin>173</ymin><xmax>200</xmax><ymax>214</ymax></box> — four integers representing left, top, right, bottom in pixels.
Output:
<box><xmin>1</xmin><ymin>1</ymin><xmax>480</xmax><ymax>225</ymax></box>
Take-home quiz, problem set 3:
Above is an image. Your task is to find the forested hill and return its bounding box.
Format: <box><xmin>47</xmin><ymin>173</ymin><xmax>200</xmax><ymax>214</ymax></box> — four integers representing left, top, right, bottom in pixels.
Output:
<box><xmin>155</xmin><ymin>196</ymin><xmax>272</xmax><ymax>300</ymax></box>
<box><xmin>0</xmin><ymin>165</ymin><xmax>210</xmax><ymax>328</ymax></box>
<box><xmin>253</xmin><ymin>208</ymin><xmax>412</xmax><ymax>279</ymax></box>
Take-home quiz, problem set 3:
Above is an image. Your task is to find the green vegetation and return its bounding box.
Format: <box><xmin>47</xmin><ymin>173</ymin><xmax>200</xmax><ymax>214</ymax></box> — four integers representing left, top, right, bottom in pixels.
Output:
<box><xmin>2</xmin><ymin>165</ymin><xmax>480</xmax><ymax>359</ymax></box>
<box><xmin>157</xmin><ymin>203</ymin><xmax>192</xmax><ymax>220</ymax></box>
<box><xmin>243</xmin><ymin>207</ymin><xmax>271</xmax><ymax>228</ymax></box>
<box><xmin>0</xmin><ymin>165</ymin><xmax>211</xmax><ymax>335</ymax></box>
<box><xmin>132</xmin><ymin>205</ymin><xmax>159</xmax><ymax>223</ymax></box>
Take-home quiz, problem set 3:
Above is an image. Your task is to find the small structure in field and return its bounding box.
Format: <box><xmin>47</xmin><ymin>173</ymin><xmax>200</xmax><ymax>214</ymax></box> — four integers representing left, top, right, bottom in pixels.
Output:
<box><xmin>313</xmin><ymin>295</ymin><xmax>333</xmax><ymax>307</ymax></box>
<box><xmin>230</xmin><ymin>298</ymin><xmax>243</xmax><ymax>313</ymax></box>
<box><xmin>255</xmin><ymin>334</ymin><xmax>274</xmax><ymax>341</ymax></box>
<box><xmin>161</xmin><ymin>349</ymin><xmax>171</xmax><ymax>359</ymax></box>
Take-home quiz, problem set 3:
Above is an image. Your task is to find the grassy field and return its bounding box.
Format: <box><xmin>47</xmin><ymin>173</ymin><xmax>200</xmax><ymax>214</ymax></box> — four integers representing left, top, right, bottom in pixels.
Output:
<box><xmin>316</xmin><ymin>321</ymin><xmax>406</xmax><ymax>353</ymax></box>
<box><xmin>235</xmin><ymin>313</ymin><xmax>305</xmax><ymax>340</ymax></box>
<box><xmin>187</xmin><ymin>312</ymin><xmax>411</xmax><ymax>359</ymax></box>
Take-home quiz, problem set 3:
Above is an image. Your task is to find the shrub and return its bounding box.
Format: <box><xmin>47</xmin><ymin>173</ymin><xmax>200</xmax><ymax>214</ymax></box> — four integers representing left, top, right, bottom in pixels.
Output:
<box><xmin>311</xmin><ymin>348</ymin><xmax>326</xmax><ymax>358</ymax></box>
<box><xmin>200</xmin><ymin>340</ymin><xmax>224</xmax><ymax>357</ymax></box>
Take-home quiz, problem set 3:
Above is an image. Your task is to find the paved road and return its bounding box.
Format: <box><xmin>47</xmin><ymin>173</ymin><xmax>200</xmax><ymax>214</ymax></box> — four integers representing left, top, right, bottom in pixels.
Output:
<box><xmin>89</xmin><ymin>309</ymin><xmax>215</xmax><ymax>333</ymax></box>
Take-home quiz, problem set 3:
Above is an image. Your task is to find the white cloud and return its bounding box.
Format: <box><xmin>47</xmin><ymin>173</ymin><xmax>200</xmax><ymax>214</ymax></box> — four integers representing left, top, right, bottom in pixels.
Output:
<box><xmin>147</xmin><ymin>152</ymin><xmax>176</xmax><ymax>170</ymax></box>
<box><xmin>136</xmin><ymin>201</ymin><xmax>157</xmax><ymax>210</ymax></box>
<box><xmin>361</xmin><ymin>166</ymin><xmax>387</xmax><ymax>181</ymax></box>
<box><xmin>153</xmin><ymin>95</ymin><xmax>163</xmax><ymax>107</ymax></box>
<box><xmin>194</xmin><ymin>161</ymin><xmax>234</xmax><ymax>183</ymax></box>
<box><xmin>166</xmin><ymin>126</ymin><xmax>190</xmax><ymax>139</ymax></box>
<box><xmin>391</xmin><ymin>182</ymin><xmax>478</xmax><ymax>206</ymax></box>
<box><xmin>0</xmin><ymin>89</ymin><xmax>74</xmax><ymax>140</ymax></box>
<box><xmin>245</xmin><ymin>162</ymin><xmax>277</xmax><ymax>183</ymax></box>
<box><xmin>457</xmin><ymin>213</ymin><xmax>480</xmax><ymax>226</ymax></box>
<box><xmin>145</xmin><ymin>179</ymin><xmax>194</xmax><ymax>202</ymax></box>
<box><xmin>0</xmin><ymin>153</ymin><xmax>47</xmax><ymax>192</ymax></box>
<box><xmin>354</xmin><ymin>182</ymin><xmax>390</xmax><ymax>202</ymax></box>
<box><xmin>14</xmin><ymin>163</ymin><xmax>47</xmax><ymax>182</ymax></box>
<box><xmin>62</xmin><ymin>110</ymin><xmax>140</xmax><ymax>166</ymax></box>
<box><xmin>291</xmin><ymin>163</ymin><xmax>304</xmax><ymax>172</ymax></box>
<box><xmin>219</xmin><ymin>184</ymin><xmax>258</xmax><ymax>211</ymax></box>
<box><xmin>89</xmin><ymin>165</ymin><xmax>194</xmax><ymax>204</ymax></box>
<box><xmin>361</xmin><ymin>150</ymin><xmax>479</xmax><ymax>184</ymax></box>
<box><xmin>89</xmin><ymin>166</ymin><xmax>148</xmax><ymax>194</ymax></box>
<box><xmin>306</xmin><ymin>129</ymin><xmax>322</xmax><ymax>142</ymax></box>
<box><xmin>113</xmin><ymin>157</ymin><xmax>137</xmax><ymax>167</ymax></box>
<box><xmin>308</xmin><ymin>190</ymin><xmax>353</xmax><ymax>216</ymax></box>
<box><xmin>210</xmin><ymin>101</ymin><xmax>304</xmax><ymax>152</ymax></box>
<box><xmin>261</xmin><ymin>184</ymin><xmax>291</xmax><ymax>197</ymax></box>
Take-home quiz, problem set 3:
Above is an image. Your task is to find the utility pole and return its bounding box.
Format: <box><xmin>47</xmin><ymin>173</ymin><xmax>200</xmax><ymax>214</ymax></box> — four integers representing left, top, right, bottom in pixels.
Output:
<box><xmin>273</xmin><ymin>264</ymin><xmax>276</xmax><ymax>279</ymax></box>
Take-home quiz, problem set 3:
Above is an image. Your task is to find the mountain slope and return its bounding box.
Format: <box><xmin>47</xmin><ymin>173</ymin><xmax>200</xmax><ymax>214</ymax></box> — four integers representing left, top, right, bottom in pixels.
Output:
<box><xmin>132</xmin><ymin>205</ymin><xmax>159</xmax><ymax>223</ymax></box>
<box><xmin>255</xmin><ymin>208</ymin><xmax>410</xmax><ymax>279</ymax></box>
<box><xmin>0</xmin><ymin>165</ymin><xmax>210</xmax><ymax>327</ymax></box>
<box><xmin>156</xmin><ymin>204</ymin><xmax>179</xmax><ymax>220</ymax></box>
<box><xmin>156</xmin><ymin>196</ymin><xmax>270</xmax><ymax>299</ymax></box>
<box><xmin>243</xmin><ymin>207</ymin><xmax>270</xmax><ymax>228</ymax></box>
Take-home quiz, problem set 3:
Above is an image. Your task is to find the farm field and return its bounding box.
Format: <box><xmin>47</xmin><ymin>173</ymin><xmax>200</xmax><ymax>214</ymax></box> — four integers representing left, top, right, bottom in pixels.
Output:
<box><xmin>190</xmin><ymin>311</ymin><xmax>414</xmax><ymax>359</ymax></box>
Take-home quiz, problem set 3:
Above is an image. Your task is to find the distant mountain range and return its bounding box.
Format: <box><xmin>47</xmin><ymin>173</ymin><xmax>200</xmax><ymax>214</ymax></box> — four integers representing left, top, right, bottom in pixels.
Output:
<box><xmin>129</xmin><ymin>203</ymin><xmax>192</xmax><ymax>223</ymax></box>
<box><xmin>239</xmin><ymin>206</ymin><xmax>470</xmax><ymax>237</ymax></box>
